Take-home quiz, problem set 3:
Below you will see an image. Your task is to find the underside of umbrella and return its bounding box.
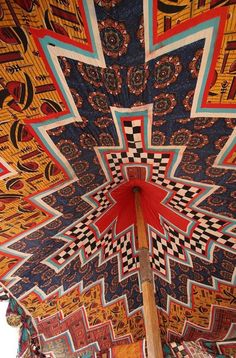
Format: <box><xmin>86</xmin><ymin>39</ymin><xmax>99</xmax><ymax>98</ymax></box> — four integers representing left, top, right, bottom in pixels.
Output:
<box><xmin>0</xmin><ymin>0</ymin><xmax>235</xmax><ymax>357</ymax></box>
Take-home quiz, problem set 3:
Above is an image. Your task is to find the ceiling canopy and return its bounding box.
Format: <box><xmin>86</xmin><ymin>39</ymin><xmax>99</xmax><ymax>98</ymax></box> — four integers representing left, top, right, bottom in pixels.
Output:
<box><xmin>0</xmin><ymin>0</ymin><xmax>235</xmax><ymax>357</ymax></box>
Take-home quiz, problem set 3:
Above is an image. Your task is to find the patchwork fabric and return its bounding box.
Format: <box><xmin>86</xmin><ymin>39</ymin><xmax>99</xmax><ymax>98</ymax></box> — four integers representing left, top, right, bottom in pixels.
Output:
<box><xmin>53</xmin><ymin>116</ymin><xmax>235</xmax><ymax>280</ymax></box>
<box><xmin>0</xmin><ymin>0</ymin><xmax>235</xmax><ymax>357</ymax></box>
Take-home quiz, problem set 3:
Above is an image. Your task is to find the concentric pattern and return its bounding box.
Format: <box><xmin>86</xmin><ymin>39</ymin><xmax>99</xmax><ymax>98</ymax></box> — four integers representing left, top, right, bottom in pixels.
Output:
<box><xmin>0</xmin><ymin>0</ymin><xmax>235</xmax><ymax>357</ymax></box>
<box><xmin>154</xmin><ymin>56</ymin><xmax>182</xmax><ymax>88</ymax></box>
<box><xmin>99</xmin><ymin>19</ymin><xmax>130</xmax><ymax>59</ymax></box>
<box><xmin>55</xmin><ymin>115</ymin><xmax>235</xmax><ymax>280</ymax></box>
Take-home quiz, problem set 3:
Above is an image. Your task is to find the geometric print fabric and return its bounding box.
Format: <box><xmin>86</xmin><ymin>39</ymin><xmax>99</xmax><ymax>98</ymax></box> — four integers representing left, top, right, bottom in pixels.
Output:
<box><xmin>55</xmin><ymin>116</ymin><xmax>235</xmax><ymax>280</ymax></box>
<box><xmin>0</xmin><ymin>0</ymin><xmax>236</xmax><ymax>356</ymax></box>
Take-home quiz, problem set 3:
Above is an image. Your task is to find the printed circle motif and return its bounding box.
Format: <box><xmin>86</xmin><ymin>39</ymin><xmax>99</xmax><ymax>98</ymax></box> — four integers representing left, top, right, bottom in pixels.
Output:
<box><xmin>153</xmin><ymin>119</ymin><xmax>166</xmax><ymax>127</ymax></box>
<box><xmin>68</xmin><ymin>196</ymin><xmax>82</xmax><ymax>206</ymax></box>
<box><xmin>229</xmin><ymin>202</ymin><xmax>236</xmax><ymax>211</ymax></box>
<box><xmin>230</xmin><ymin>190</ymin><xmax>236</xmax><ymax>199</ymax></box>
<box><xmin>183</xmin><ymin>90</ymin><xmax>194</xmax><ymax>111</ymax></box>
<box><xmin>182</xmin><ymin>151</ymin><xmax>199</xmax><ymax>163</ymax></box>
<box><xmin>99</xmin><ymin>133</ymin><xmax>115</xmax><ymax>146</ymax></box>
<box><xmin>45</xmin><ymin>218</ymin><xmax>62</xmax><ymax>230</ymax></box>
<box><xmin>76</xmin><ymin>201</ymin><xmax>92</xmax><ymax>213</ymax></box>
<box><xmin>57</xmin><ymin>139</ymin><xmax>80</xmax><ymax>160</ymax></box>
<box><xmin>94</xmin><ymin>116</ymin><xmax>113</xmax><ymax>128</ymax></box>
<box><xmin>132</xmin><ymin>101</ymin><xmax>145</xmax><ymax>107</ymax></box>
<box><xmin>47</xmin><ymin>126</ymin><xmax>65</xmax><ymax>136</ymax></box>
<box><xmin>77</xmin><ymin>62</ymin><xmax>102</xmax><ymax>88</ymax></box>
<box><xmin>59</xmin><ymin>57</ymin><xmax>71</xmax><ymax>77</ymax></box>
<box><xmin>187</xmin><ymin>133</ymin><xmax>208</xmax><ymax>149</ymax></box>
<box><xmin>225</xmin><ymin>119</ymin><xmax>236</xmax><ymax>128</ymax></box>
<box><xmin>206</xmin><ymin>167</ymin><xmax>225</xmax><ymax>177</ymax></box>
<box><xmin>154</xmin><ymin>55</ymin><xmax>182</xmax><ymax>88</ymax></box>
<box><xmin>80</xmin><ymin>133</ymin><xmax>98</xmax><ymax>150</ymax></box>
<box><xmin>206</xmin><ymin>155</ymin><xmax>217</xmax><ymax>166</ymax></box>
<box><xmin>189</xmin><ymin>49</ymin><xmax>203</xmax><ymax>78</ymax></box>
<box><xmin>88</xmin><ymin>92</ymin><xmax>110</xmax><ymax>113</ymax></box>
<box><xmin>73</xmin><ymin>160</ymin><xmax>89</xmax><ymax>175</ymax></box>
<box><xmin>127</xmin><ymin>64</ymin><xmax>149</xmax><ymax>95</ymax></box>
<box><xmin>153</xmin><ymin>93</ymin><xmax>176</xmax><ymax>116</ymax></box>
<box><xmin>103</xmin><ymin>66</ymin><xmax>122</xmax><ymax>95</ymax></box>
<box><xmin>58</xmin><ymin>185</ymin><xmax>75</xmax><ymax>197</ymax></box>
<box><xmin>27</xmin><ymin>230</ymin><xmax>44</xmax><ymax>240</ymax></box>
<box><xmin>194</xmin><ymin>118</ymin><xmax>218</xmax><ymax>129</ymax></box>
<box><xmin>69</xmin><ymin>88</ymin><xmax>83</xmax><ymax>109</ymax></box>
<box><xmin>170</xmin><ymin>129</ymin><xmax>191</xmax><ymax>146</ymax></box>
<box><xmin>99</xmin><ymin>19</ymin><xmax>130</xmax><ymax>58</ymax></box>
<box><xmin>152</xmin><ymin>131</ymin><xmax>166</xmax><ymax>145</ymax></box>
<box><xmin>43</xmin><ymin>195</ymin><xmax>56</xmax><ymax>206</ymax></box>
<box><xmin>215</xmin><ymin>136</ymin><xmax>228</xmax><ymax>150</ymax></box>
<box><xmin>214</xmin><ymin>186</ymin><xmax>226</xmax><ymax>195</ymax></box>
<box><xmin>87</xmin><ymin>183</ymin><xmax>100</xmax><ymax>193</ymax></box>
<box><xmin>78</xmin><ymin>173</ymin><xmax>95</xmax><ymax>187</ymax></box>
<box><xmin>182</xmin><ymin>163</ymin><xmax>202</xmax><ymax>174</ymax></box>
<box><xmin>10</xmin><ymin>241</ymin><xmax>26</xmax><ymax>251</ymax></box>
<box><xmin>74</xmin><ymin>117</ymin><xmax>88</xmax><ymax>129</ymax></box>
<box><xmin>207</xmin><ymin>196</ymin><xmax>226</xmax><ymax>206</ymax></box>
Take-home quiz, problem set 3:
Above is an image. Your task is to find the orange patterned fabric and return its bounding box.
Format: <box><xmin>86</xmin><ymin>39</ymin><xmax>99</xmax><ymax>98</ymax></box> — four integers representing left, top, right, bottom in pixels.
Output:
<box><xmin>0</xmin><ymin>1</ymin><xmax>235</xmax><ymax>357</ymax></box>
<box><xmin>111</xmin><ymin>341</ymin><xmax>144</xmax><ymax>358</ymax></box>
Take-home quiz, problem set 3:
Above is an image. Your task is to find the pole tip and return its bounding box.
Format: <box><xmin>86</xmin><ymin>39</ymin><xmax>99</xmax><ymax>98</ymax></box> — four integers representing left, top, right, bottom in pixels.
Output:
<box><xmin>132</xmin><ymin>186</ymin><xmax>140</xmax><ymax>193</ymax></box>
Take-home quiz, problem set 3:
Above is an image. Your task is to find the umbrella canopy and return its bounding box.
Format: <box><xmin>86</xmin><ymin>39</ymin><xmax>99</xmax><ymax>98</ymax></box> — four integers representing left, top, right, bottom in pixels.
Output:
<box><xmin>0</xmin><ymin>0</ymin><xmax>235</xmax><ymax>357</ymax></box>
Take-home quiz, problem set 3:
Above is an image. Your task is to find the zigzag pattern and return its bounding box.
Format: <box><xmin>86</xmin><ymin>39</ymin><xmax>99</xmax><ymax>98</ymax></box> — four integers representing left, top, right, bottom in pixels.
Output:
<box><xmin>37</xmin><ymin>306</ymin><xmax>132</xmax><ymax>357</ymax></box>
<box><xmin>168</xmin><ymin>304</ymin><xmax>236</xmax><ymax>342</ymax></box>
<box><xmin>20</xmin><ymin>282</ymin><xmax>145</xmax><ymax>342</ymax></box>
<box><xmin>146</xmin><ymin>1</ymin><xmax>236</xmax><ymax>110</ymax></box>
<box><xmin>48</xmin><ymin>109</ymin><xmax>236</xmax><ymax>280</ymax></box>
<box><xmin>154</xmin><ymin>246</ymin><xmax>236</xmax><ymax>312</ymax></box>
<box><xmin>0</xmin><ymin>2</ymin><xmax>235</xmax><ymax>354</ymax></box>
<box><xmin>0</xmin><ymin>0</ymin><xmax>104</xmax><ymax>282</ymax></box>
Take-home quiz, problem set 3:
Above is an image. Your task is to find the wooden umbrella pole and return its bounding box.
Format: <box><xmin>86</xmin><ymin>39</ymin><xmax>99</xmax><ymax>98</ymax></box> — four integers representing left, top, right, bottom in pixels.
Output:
<box><xmin>134</xmin><ymin>187</ymin><xmax>163</xmax><ymax>358</ymax></box>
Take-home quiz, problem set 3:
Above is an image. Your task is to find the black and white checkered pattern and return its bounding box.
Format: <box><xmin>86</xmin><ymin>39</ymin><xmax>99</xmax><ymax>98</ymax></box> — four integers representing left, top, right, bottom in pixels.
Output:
<box><xmin>181</xmin><ymin>208</ymin><xmax>235</xmax><ymax>248</ymax></box>
<box><xmin>55</xmin><ymin>222</ymin><xmax>100</xmax><ymax>264</ymax></box>
<box><xmin>124</xmin><ymin>120</ymin><xmax>142</xmax><ymax>153</ymax></box>
<box><xmin>104</xmin><ymin>230</ymin><xmax>138</xmax><ymax>272</ymax></box>
<box><xmin>55</xmin><ymin>225</ymin><xmax>138</xmax><ymax>273</ymax></box>
<box><xmin>54</xmin><ymin>118</ymin><xmax>235</xmax><ymax>276</ymax></box>
<box><xmin>150</xmin><ymin>210</ymin><xmax>235</xmax><ymax>274</ymax></box>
